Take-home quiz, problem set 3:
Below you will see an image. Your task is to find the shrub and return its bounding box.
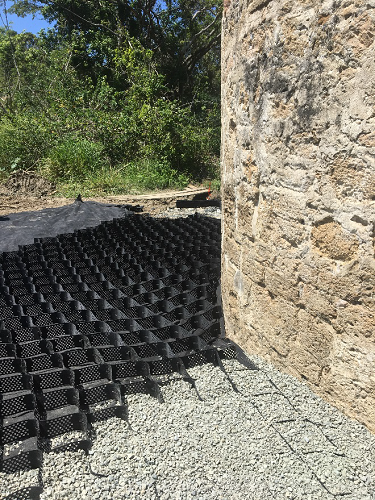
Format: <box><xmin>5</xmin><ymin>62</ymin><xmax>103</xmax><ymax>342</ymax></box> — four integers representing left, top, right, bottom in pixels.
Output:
<box><xmin>123</xmin><ymin>158</ymin><xmax>189</xmax><ymax>191</ymax></box>
<box><xmin>0</xmin><ymin>118</ymin><xmax>50</xmax><ymax>175</ymax></box>
<box><xmin>41</xmin><ymin>136</ymin><xmax>108</xmax><ymax>181</ymax></box>
<box><xmin>55</xmin><ymin>160</ymin><xmax>189</xmax><ymax>197</ymax></box>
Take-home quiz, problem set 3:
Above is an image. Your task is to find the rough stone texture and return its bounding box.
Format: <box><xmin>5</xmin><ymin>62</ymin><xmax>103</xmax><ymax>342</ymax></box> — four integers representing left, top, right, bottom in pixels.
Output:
<box><xmin>221</xmin><ymin>0</ymin><xmax>375</xmax><ymax>432</ymax></box>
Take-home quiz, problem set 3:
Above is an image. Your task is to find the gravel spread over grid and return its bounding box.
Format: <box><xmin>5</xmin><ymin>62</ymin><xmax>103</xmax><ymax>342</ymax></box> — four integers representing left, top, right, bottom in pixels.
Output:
<box><xmin>1</xmin><ymin>209</ymin><xmax>374</xmax><ymax>500</ymax></box>
<box><xmin>1</xmin><ymin>353</ymin><xmax>374</xmax><ymax>500</ymax></box>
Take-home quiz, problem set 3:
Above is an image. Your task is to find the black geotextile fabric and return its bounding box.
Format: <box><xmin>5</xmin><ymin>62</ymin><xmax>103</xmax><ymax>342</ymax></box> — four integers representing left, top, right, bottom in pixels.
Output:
<box><xmin>0</xmin><ymin>198</ymin><xmax>142</xmax><ymax>253</ymax></box>
<box><xmin>0</xmin><ymin>210</ymin><xmax>239</xmax><ymax>498</ymax></box>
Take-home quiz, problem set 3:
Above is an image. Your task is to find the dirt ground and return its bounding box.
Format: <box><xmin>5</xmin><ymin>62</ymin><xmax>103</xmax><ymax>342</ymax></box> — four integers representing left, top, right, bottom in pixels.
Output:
<box><xmin>0</xmin><ymin>171</ymin><xmax>216</xmax><ymax>216</ymax></box>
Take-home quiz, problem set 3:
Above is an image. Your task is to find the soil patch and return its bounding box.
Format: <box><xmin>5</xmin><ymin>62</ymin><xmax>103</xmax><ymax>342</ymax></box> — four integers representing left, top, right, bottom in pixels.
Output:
<box><xmin>0</xmin><ymin>181</ymin><xmax>218</xmax><ymax>217</ymax></box>
<box><xmin>0</xmin><ymin>170</ymin><xmax>56</xmax><ymax>197</ymax></box>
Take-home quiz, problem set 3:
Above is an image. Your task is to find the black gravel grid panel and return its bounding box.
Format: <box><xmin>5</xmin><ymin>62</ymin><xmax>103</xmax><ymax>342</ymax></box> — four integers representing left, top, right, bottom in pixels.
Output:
<box><xmin>0</xmin><ymin>373</ymin><xmax>32</xmax><ymax>393</ymax></box>
<box><xmin>0</xmin><ymin>392</ymin><xmax>35</xmax><ymax>417</ymax></box>
<box><xmin>38</xmin><ymin>411</ymin><xmax>87</xmax><ymax>439</ymax></box>
<box><xmin>36</xmin><ymin>386</ymin><xmax>79</xmax><ymax>412</ymax></box>
<box><xmin>3</xmin><ymin>486</ymin><xmax>43</xmax><ymax>500</ymax></box>
<box><xmin>0</xmin><ymin>418</ymin><xmax>39</xmax><ymax>445</ymax></box>
<box><xmin>79</xmin><ymin>381</ymin><xmax>121</xmax><ymax>408</ymax></box>
<box><xmin>0</xmin><ymin>450</ymin><xmax>42</xmax><ymax>473</ymax></box>
<box><xmin>0</xmin><ymin>213</ymin><xmax>236</xmax><ymax>475</ymax></box>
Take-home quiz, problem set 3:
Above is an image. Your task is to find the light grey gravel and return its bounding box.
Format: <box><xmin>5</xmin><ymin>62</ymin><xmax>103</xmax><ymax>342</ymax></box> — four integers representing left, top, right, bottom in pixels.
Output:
<box><xmin>151</xmin><ymin>206</ymin><xmax>221</xmax><ymax>219</ymax></box>
<box><xmin>1</xmin><ymin>352</ymin><xmax>374</xmax><ymax>500</ymax></box>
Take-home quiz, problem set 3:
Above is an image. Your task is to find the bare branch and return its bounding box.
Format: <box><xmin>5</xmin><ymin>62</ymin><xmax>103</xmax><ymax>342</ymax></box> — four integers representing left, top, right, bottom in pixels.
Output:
<box><xmin>181</xmin><ymin>10</ymin><xmax>221</xmax><ymax>60</ymax></box>
<box><xmin>184</xmin><ymin>31</ymin><xmax>221</xmax><ymax>72</ymax></box>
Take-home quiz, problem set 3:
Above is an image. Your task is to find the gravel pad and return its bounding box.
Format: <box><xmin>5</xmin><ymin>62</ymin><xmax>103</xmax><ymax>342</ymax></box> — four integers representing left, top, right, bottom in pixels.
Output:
<box><xmin>0</xmin><ymin>212</ymin><xmax>238</xmax><ymax>499</ymax></box>
<box><xmin>0</xmin><ymin>207</ymin><xmax>374</xmax><ymax>500</ymax></box>
<box><xmin>1</xmin><ymin>356</ymin><xmax>374</xmax><ymax>500</ymax></box>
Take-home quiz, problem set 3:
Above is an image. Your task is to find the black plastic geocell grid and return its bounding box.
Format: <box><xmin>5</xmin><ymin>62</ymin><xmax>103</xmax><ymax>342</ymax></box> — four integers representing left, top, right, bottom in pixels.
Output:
<box><xmin>0</xmin><ymin>213</ymin><xmax>238</xmax><ymax>489</ymax></box>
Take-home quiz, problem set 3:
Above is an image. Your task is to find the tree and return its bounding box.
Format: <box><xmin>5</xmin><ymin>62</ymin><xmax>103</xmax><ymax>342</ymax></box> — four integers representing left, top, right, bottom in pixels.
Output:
<box><xmin>7</xmin><ymin>0</ymin><xmax>221</xmax><ymax>99</ymax></box>
<box><xmin>0</xmin><ymin>0</ymin><xmax>221</xmax><ymax>185</ymax></box>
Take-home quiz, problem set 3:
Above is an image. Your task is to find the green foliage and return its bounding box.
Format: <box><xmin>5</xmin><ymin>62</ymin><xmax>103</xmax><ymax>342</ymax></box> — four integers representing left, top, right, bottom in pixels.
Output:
<box><xmin>40</xmin><ymin>137</ymin><xmax>108</xmax><ymax>181</ymax></box>
<box><xmin>0</xmin><ymin>2</ymin><xmax>221</xmax><ymax>194</ymax></box>
<box><xmin>122</xmin><ymin>158</ymin><xmax>189</xmax><ymax>191</ymax></box>
<box><xmin>9</xmin><ymin>0</ymin><xmax>222</xmax><ymax>99</ymax></box>
<box><xmin>57</xmin><ymin>160</ymin><xmax>189</xmax><ymax>198</ymax></box>
<box><xmin>0</xmin><ymin>117</ymin><xmax>51</xmax><ymax>173</ymax></box>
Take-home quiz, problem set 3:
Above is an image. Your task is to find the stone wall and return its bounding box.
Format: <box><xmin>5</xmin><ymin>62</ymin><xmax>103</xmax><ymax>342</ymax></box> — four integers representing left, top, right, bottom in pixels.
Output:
<box><xmin>221</xmin><ymin>0</ymin><xmax>375</xmax><ymax>431</ymax></box>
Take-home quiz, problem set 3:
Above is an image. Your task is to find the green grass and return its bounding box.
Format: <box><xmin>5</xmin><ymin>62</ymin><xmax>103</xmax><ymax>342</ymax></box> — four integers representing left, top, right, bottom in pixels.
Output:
<box><xmin>54</xmin><ymin>159</ymin><xmax>190</xmax><ymax>198</ymax></box>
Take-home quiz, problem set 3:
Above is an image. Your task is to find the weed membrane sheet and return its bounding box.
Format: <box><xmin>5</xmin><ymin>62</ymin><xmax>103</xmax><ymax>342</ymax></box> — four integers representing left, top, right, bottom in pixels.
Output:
<box><xmin>0</xmin><ymin>206</ymin><xmax>237</xmax><ymax>499</ymax></box>
<box><xmin>0</xmin><ymin>198</ymin><xmax>142</xmax><ymax>253</ymax></box>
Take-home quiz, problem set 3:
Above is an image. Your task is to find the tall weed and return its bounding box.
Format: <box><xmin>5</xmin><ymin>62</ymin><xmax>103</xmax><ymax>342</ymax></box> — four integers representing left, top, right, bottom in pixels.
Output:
<box><xmin>40</xmin><ymin>137</ymin><xmax>108</xmax><ymax>181</ymax></box>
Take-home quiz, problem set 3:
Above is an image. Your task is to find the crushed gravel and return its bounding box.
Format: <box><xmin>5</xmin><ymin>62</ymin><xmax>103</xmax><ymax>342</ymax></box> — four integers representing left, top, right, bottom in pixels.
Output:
<box><xmin>148</xmin><ymin>205</ymin><xmax>221</xmax><ymax>220</ymax></box>
<box><xmin>1</xmin><ymin>207</ymin><xmax>374</xmax><ymax>500</ymax></box>
<box><xmin>1</xmin><ymin>353</ymin><xmax>374</xmax><ymax>500</ymax></box>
